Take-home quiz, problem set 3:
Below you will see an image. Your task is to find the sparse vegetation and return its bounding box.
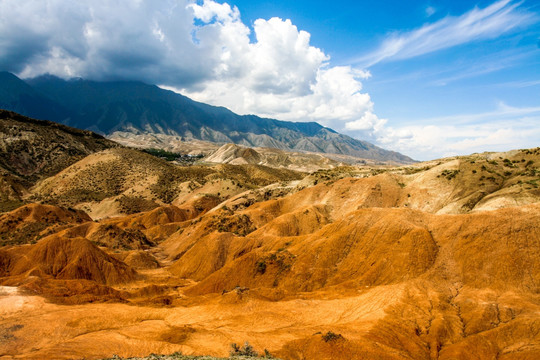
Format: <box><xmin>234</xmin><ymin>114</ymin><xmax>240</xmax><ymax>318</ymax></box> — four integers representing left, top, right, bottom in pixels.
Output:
<box><xmin>402</xmin><ymin>165</ymin><xmax>432</xmax><ymax>174</ymax></box>
<box><xmin>256</xmin><ymin>260</ymin><xmax>267</xmax><ymax>274</ymax></box>
<box><xmin>322</xmin><ymin>331</ymin><xmax>344</xmax><ymax>342</ymax></box>
<box><xmin>526</xmin><ymin>179</ymin><xmax>539</xmax><ymax>188</ymax></box>
<box><xmin>255</xmin><ymin>250</ymin><xmax>295</xmax><ymax>284</ymax></box>
<box><xmin>0</xmin><ymin>324</ymin><xmax>23</xmax><ymax>341</ymax></box>
<box><xmin>101</xmin><ymin>351</ymin><xmax>279</xmax><ymax>360</ymax></box>
<box><xmin>116</xmin><ymin>195</ymin><xmax>159</xmax><ymax>214</ymax></box>
<box><xmin>503</xmin><ymin>158</ymin><xmax>514</xmax><ymax>167</ymax></box>
<box><xmin>230</xmin><ymin>342</ymin><xmax>258</xmax><ymax>357</ymax></box>
<box><xmin>0</xmin><ymin>200</ymin><xmax>26</xmax><ymax>213</ymax></box>
<box><xmin>211</xmin><ymin>213</ymin><xmax>256</xmax><ymax>236</ymax></box>
<box><xmin>438</xmin><ymin>169</ymin><xmax>460</xmax><ymax>180</ymax></box>
<box><xmin>143</xmin><ymin>148</ymin><xmax>204</xmax><ymax>163</ymax></box>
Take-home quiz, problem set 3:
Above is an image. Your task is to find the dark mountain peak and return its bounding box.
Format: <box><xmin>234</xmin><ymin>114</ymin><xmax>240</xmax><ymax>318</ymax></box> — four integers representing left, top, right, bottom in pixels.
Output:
<box><xmin>0</xmin><ymin>71</ymin><xmax>21</xmax><ymax>80</ymax></box>
<box><xmin>0</xmin><ymin>71</ymin><xmax>36</xmax><ymax>95</ymax></box>
<box><xmin>0</xmin><ymin>72</ymin><xmax>71</xmax><ymax>121</ymax></box>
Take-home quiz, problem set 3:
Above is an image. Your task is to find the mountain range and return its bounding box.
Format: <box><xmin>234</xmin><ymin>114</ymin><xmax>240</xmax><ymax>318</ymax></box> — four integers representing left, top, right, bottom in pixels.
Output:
<box><xmin>0</xmin><ymin>71</ymin><xmax>414</xmax><ymax>163</ymax></box>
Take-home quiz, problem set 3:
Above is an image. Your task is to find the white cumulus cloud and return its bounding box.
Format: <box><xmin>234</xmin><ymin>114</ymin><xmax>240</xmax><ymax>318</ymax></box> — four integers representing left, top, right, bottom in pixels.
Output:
<box><xmin>376</xmin><ymin>105</ymin><xmax>540</xmax><ymax>160</ymax></box>
<box><xmin>0</xmin><ymin>0</ymin><xmax>379</xmax><ymax>137</ymax></box>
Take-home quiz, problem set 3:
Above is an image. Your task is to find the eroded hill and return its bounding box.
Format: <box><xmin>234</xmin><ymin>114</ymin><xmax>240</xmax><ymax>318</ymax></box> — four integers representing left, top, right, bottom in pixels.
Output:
<box><xmin>0</xmin><ymin>110</ymin><xmax>117</xmax><ymax>211</ymax></box>
<box><xmin>0</xmin><ymin>147</ymin><xmax>539</xmax><ymax>360</ymax></box>
<box><xmin>30</xmin><ymin>147</ymin><xmax>304</xmax><ymax>219</ymax></box>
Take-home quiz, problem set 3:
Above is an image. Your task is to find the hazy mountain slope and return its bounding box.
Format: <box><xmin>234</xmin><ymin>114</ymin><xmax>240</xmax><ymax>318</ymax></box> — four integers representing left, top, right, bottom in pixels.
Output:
<box><xmin>107</xmin><ymin>131</ymin><xmax>221</xmax><ymax>156</ymax></box>
<box><xmin>0</xmin><ymin>72</ymin><xmax>70</xmax><ymax>121</ymax></box>
<box><xmin>0</xmin><ymin>73</ymin><xmax>414</xmax><ymax>162</ymax></box>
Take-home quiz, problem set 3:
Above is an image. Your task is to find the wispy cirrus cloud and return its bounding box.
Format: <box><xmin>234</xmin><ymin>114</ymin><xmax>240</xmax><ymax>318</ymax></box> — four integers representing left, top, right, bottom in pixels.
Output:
<box><xmin>355</xmin><ymin>0</ymin><xmax>537</xmax><ymax>67</ymax></box>
<box><xmin>425</xmin><ymin>6</ymin><xmax>436</xmax><ymax>18</ymax></box>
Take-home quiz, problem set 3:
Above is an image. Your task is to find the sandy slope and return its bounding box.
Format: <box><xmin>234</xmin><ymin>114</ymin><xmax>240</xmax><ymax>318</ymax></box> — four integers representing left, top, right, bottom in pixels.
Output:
<box><xmin>0</xmin><ymin>147</ymin><xmax>539</xmax><ymax>360</ymax></box>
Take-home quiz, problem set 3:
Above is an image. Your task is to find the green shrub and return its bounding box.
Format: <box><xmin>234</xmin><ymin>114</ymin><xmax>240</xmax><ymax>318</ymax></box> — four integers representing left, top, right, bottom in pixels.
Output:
<box><xmin>322</xmin><ymin>331</ymin><xmax>344</xmax><ymax>342</ymax></box>
<box><xmin>230</xmin><ymin>341</ymin><xmax>258</xmax><ymax>357</ymax></box>
<box><xmin>256</xmin><ymin>260</ymin><xmax>267</xmax><ymax>274</ymax></box>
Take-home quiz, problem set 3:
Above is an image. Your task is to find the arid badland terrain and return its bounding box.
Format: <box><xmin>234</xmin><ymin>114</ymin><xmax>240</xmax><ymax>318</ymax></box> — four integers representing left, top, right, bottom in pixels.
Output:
<box><xmin>1</xmin><ymin>110</ymin><xmax>539</xmax><ymax>360</ymax></box>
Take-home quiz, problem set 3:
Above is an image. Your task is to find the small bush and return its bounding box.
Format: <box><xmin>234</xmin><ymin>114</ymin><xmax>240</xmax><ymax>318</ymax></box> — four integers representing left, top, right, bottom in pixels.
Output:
<box><xmin>439</xmin><ymin>169</ymin><xmax>460</xmax><ymax>180</ymax></box>
<box><xmin>230</xmin><ymin>341</ymin><xmax>258</xmax><ymax>357</ymax></box>
<box><xmin>503</xmin><ymin>158</ymin><xmax>514</xmax><ymax>167</ymax></box>
<box><xmin>322</xmin><ymin>331</ymin><xmax>344</xmax><ymax>342</ymax></box>
<box><xmin>256</xmin><ymin>260</ymin><xmax>267</xmax><ymax>274</ymax></box>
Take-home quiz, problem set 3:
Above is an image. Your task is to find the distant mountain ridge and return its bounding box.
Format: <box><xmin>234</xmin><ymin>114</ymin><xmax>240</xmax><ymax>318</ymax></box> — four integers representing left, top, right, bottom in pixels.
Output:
<box><xmin>0</xmin><ymin>71</ymin><xmax>414</xmax><ymax>163</ymax></box>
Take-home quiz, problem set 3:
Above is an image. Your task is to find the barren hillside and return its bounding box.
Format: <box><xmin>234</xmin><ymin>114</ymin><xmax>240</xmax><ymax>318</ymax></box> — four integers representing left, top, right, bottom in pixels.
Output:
<box><xmin>0</xmin><ymin>147</ymin><xmax>539</xmax><ymax>360</ymax></box>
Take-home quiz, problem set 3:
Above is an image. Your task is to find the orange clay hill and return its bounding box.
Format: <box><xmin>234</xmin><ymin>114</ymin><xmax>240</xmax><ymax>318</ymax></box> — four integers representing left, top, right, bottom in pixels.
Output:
<box><xmin>1</xmin><ymin>141</ymin><xmax>539</xmax><ymax>359</ymax></box>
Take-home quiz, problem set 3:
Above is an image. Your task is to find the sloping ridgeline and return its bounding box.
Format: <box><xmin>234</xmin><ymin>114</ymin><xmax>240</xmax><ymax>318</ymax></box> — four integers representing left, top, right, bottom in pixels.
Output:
<box><xmin>0</xmin><ymin>72</ymin><xmax>414</xmax><ymax>163</ymax></box>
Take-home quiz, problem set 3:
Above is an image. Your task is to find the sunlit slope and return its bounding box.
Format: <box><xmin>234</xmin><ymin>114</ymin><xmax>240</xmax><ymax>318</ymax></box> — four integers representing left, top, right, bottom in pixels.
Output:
<box><xmin>0</xmin><ymin>147</ymin><xmax>538</xmax><ymax>360</ymax></box>
<box><xmin>31</xmin><ymin>147</ymin><xmax>304</xmax><ymax>219</ymax></box>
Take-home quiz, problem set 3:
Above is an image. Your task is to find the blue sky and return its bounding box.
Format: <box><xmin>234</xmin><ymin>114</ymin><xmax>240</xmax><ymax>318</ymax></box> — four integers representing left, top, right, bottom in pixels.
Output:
<box><xmin>0</xmin><ymin>0</ymin><xmax>539</xmax><ymax>159</ymax></box>
<box><xmin>226</xmin><ymin>0</ymin><xmax>540</xmax><ymax>159</ymax></box>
